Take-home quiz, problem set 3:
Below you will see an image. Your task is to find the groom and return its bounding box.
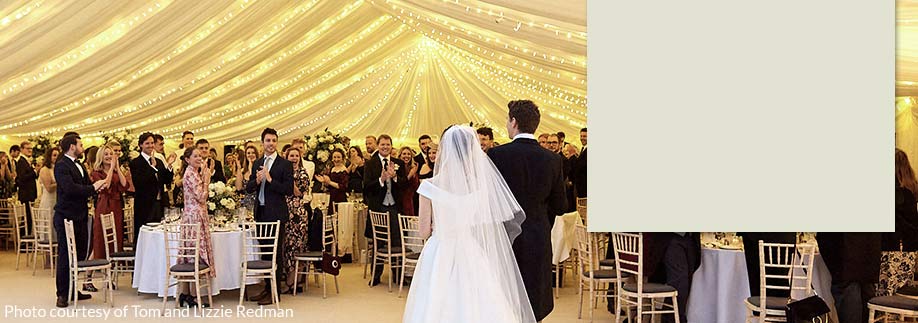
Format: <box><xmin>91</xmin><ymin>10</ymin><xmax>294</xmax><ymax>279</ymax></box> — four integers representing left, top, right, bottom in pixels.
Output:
<box><xmin>488</xmin><ymin>100</ymin><xmax>567</xmax><ymax>321</ymax></box>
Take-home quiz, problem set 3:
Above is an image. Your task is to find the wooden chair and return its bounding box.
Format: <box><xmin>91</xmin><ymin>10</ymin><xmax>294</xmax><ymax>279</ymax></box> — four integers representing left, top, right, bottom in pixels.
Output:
<box><xmin>293</xmin><ymin>212</ymin><xmax>340</xmax><ymax>298</ymax></box>
<box><xmin>0</xmin><ymin>198</ymin><xmax>16</xmax><ymax>249</ymax></box>
<box><xmin>13</xmin><ymin>202</ymin><xmax>36</xmax><ymax>270</ymax></box>
<box><xmin>100</xmin><ymin>212</ymin><xmax>135</xmax><ymax>287</ymax></box>
<box><xmin>743</xmin><ymin>241</ymin><xmax>817</xmax><ymax>323</ymax></box>
<box><xmin>612</xmin><ymin>232</ymin><xmax>681</xmax><ymax>323</ymax></box>
<box><xmin>576</xmin><ymin>197</ymin><xmax>587</xmax><ymax>223</ymax></box>
<box><xmin>63</xmin><ymin>219</ymin><xmax>114</xmax><ymax>307</ymax></box>
<box><xmin>574</xmin><ymin>225</ymin><xmax>624</xmax><ymax>321</ymax></box>
<box><xmin>162</xmin><ymin>223</ymin><xmax>213</xmax><ymax>311</ymax></box>
<box><xmin>31</xmin><ymin>207</ymin><xmax>56</xmax><ymax>276</ymax></box>
<box><xmin>238</xmin><ymin>221</ymin><xmax>280</xmax><ymax>309</ymax></box>
<box><xmin>868</xmin><ymin>295</ymin><xmax>918</xmax><ymax>322</ymax></box>
<box><xmin>122</xmin><ymin>205</ymin><xmax>135</xmax><ymax>251</ymax></box>
<box><xmin>369</xmin><ymin>210</ymin><xmax>402</xmax><ymax>292</ymax></box>
<box><xmin>397</xmin><ymin>214</ymin><xmax>423</xmax><ymax>298</ymax></box>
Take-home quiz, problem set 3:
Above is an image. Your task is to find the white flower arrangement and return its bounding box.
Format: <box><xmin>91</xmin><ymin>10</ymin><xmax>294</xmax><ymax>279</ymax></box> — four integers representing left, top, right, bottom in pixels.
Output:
<box><xmin>207</xmin><ymin>180</ymin><xmax>239</xmax><ymax>214</ymax></box>
<box><xmin>303</xmin><ymin>128</ymin><xmax>346</xmax><ymax>165</ymax></box>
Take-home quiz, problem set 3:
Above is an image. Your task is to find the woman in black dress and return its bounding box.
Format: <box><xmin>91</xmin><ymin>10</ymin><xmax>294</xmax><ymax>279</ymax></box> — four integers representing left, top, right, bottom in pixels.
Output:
<box><xmin>315</xmin><ymin>149</ymin><xmax>349</xmax><ymax>215</ymax></box>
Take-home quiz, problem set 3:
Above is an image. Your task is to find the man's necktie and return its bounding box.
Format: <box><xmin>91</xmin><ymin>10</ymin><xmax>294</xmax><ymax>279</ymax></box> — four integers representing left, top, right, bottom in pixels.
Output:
<box><xmin>258</xmin><ymin>157</ymin><xmax>272</xmax><ymax>205</ymax></box>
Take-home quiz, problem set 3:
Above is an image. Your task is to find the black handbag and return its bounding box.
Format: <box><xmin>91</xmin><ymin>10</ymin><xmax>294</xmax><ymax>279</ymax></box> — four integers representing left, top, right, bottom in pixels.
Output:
<box><xmin>785</xmin><ymin>295</ymin><xmax>830</xmax><ymax>323</ymax></box>
<box><xmin>322</xmin><ymin>252</ymin><xmax>342</xmax><ymax>276</ymax></box>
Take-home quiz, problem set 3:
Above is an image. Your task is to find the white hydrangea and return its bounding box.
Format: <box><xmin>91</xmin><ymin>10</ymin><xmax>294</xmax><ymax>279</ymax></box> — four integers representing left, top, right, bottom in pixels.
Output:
<box><xmin>208</xmin><ymin>183</ymin><xmax>215</xmax><ymax>190</ymax></box>
<box><xmin>334</xmin><ymin>143</ymin><xmax>344</xmax><ymax>151</ymax></box>
<box><xmin>209</xmin><ymin>190</ymin><xmax>215</xmax><ymax>198</ymax></box>
<box><xmin>308</xmin><ymin>138</ymin><xmax>318</xmax><ymax>149</ymax></box>
<box><xmin>208</xmin><ymin>202</ymin><xmax>216</xmax><ymax>211</ymax></box>
<box><xmin>317</xmin><ymin>150</ymin><xmax>329</xmax><ymax>162</ymax></box>
<box><xmin>226</xmin><ymin>200</ymin><xmax>236</xmax><ymax>210</ymax></box>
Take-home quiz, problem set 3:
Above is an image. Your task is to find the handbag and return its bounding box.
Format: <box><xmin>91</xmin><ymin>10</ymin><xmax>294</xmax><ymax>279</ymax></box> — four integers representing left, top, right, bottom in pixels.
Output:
<box><xmin>785</xmin><ymin>295</ymin><xmax>830</xmax><ymax>323</ymax></box>
<box><xmin>322</xmin><ymin>252</ymin><xmax>342</xmax><ymax>276</ymax></box>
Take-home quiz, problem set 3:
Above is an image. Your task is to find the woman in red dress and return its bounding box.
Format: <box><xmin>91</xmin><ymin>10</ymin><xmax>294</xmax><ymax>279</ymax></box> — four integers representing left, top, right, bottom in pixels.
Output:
<box><xmin>315</xmin><ymin>149</ymin><xmax>350</xmax><ymax>215</ymax></box>
<box><xmin>91</xmin><ymin>145</ymin><xmax>127</xmax><ymax>260</ymax></box>
<box><xmin>398</xmin><ymin>147</ymin><xmax>420</xmax><ymax>217</ymax></box>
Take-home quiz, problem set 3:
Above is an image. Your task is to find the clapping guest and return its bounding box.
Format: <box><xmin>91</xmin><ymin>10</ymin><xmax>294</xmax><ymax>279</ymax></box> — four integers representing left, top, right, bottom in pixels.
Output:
<box><xmin>14</xmin><ymin>141</ymin><xmax>38</xmax><ymax>234</ymax></box>
<box><xmin>195</xmin><ymin>139</ymin><xmax>226</xmax><ymax>184</ymax></box>
<box><xmin>38</xmin><ymin>147</ymin><xmax>60</xmax><ymax>210</ymax></box>
<box><xmin>413</xmin><ymin>135</ymin><xmax>432</xmax><ymax>167</ymax></box>
<box><xmin>129</xmin><ymin>132</ymin><xmax>175</xmax><ymax>241</ymax></box>
<box><xmin>362</xmin><ymin>134</ymin><xmax>407</xmax><ymax>286</ymax></box>
<box><xmin>315</xmin><ymin>149</ymin><xmax>349</xmax><ymax>215</ymax></box>
<box><xmin>0</xmin><ymin>152</ymin><xmax>13</xmax><ymax>199</ymax></box>
<box><xmin>90</xmin><ymin>145</ymin><xmax>127</xmax><ymax>262</ymax></box>
<box><xmin>289</xmin><ymin>139</ymin><xmax>315</xmax><ymax>203</ymax></box>
<box><xmin>398</xmin><ymin>147</ymin><xmax>420</xmax><ymax>217</ymax></box>
<box><xmin>225</xmin><ymin>153</ymin><xmax>237</xmax><ymax>182</ymax></box>
<box><xmin>234</xmin><ymin>145</ymin><xmax>259</xmax><ymax>210</ymax></box>
<box><xmin>365</xmin><ymin>135</ymin><xmax>378</xmax><ymax>159</ymax></box>
<box><xmin>418</xmin><ymin>142</ymin><xmax>437</xmax><ymax>181</ymax></box>
<box><xmin>280</xmin><ymin>147</ymin><xmax>309</xmax><ymax>294</ymax></box>
<box><xmin>347</xmin><ymin>146</ymin><xmax>365</xmax><ymax>193</ymax></box>
<box><xmin>177</xmin><ymin>147</ymin><xmax>214</xmax><ymax>308</ymax></box>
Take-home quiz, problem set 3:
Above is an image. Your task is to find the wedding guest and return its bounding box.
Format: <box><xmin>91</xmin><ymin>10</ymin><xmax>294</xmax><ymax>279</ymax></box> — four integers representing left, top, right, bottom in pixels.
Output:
<box><xmin>363</xmin><ymin>134</ymin><xmax>407</xmax><ymax>286</ymax></box>
<box><xmin>557</xmin><ymin>131</ymin><xmax>569</xmax><ymax>148</ymax></box>
<box><xmin>0</xmin><ymin>152</ymin><xmax>14</xmax><ymax>199</ymax></box>
<box><xmin>154</xmin><ymin>135</ymin><xmax>172</xmax><ymax>206</ymax></box>
<box><xmin>538</xmin><ymin>133</ymin><xmax>550</xmax><ymax>149</ymax></box>
<box><xmin>817</xmin><ymin>232</ymin><xmax>881</xmax><ymax>323</ymax></box>
<box><xmin>245</xmin><ymin>128</ymin><xmax>293</xmax><ymax>305</ymax></box>
<box><xmin>280</xmin><ymin>147</ymin><xmax>309</xmax><ymax>294</ymax></box>
<box><xmin>195</xmin><ymin>139</ymin><xmax>226</xmax><ymax>184</ymax></box>
<box><xmin>9</xmin><ymin>145</ymin><xmax>19</xmax><ymax>177</ymax></box>
<box><xmin>129</xmin><ymin>132</ymin><xmax>174</xmax><ymax>240</ymax></box>
<box><xmin>347</xmin><ymin>146</ymin><xmax>365</xmax><ymax>193</ymax></box>
<box><xmin>316</xmin><ymin>149</ymin><xmax>349</xmax><ymax>215</ymax></box>
<box><xmin>290</xmin><ymin>138</ymin><xmax>316</xmax><ymax>201</ymax></box>
<box><xmin>477</xmin><ymin>127</ymin><xmax>494</xmax><ymax>152</ymax></box>
<box><xmin>546</xmin><ymin>134</ymin><xmax>561</xmax><ymax>154</ymax></box>
<box><xmin>108</xmin><ymin>141</ymin><xmax>134</xmax><ymax>195</ymax></box>
<box><xmin>225</xmin><ymin>153</ymin><xmax>237</xmax><ymax>181</ymax></box>
<box><xmin>398</xmin><ymin>147</ymin><xmax>420</xmax><ymax>217</ymax></box>
<box><xmin>365</xmin><ymin>135</ymin><xmax>378</xmax><ymax>158</ymax></box>
<box><xmin>177</xmin><ymin>147</ymin><xmax>214</xmax><ymax>308</ymax></box>
<box><xmin>54</xmin><ymin>134</ymin><xmax>107</xmax><ymax>308</ymax></box>
<box><xmin>341</xmin><ymin>136</ymin><xmax>351</xmax><ymax>152</ymax></box>
<box><xmin>38</xmin><ymin>147</ymin><xmax>60</xmax><ymax>210</ymax></box>
<box><xmin>83</xmin><ymin>146</ymin><xmax>98</xmax><ymax>172</ymax></box>
<box><xmin>169</xmin><ymin>131</ymin><xmax>195</xmax><ymax>171</ymax></box>
<box><xmin>418</xmin><ymin>143</ymin><xmax>437</xmax><ymax>181</ymax></box>
<box><xmin>90</xmin><ymin>145</ymin><xmax>127</xmax><ymax>261</ymax></box>
<box><xmin>571</xmin><ymin>128</ymin><xmax>587</xmax><ymax>198</ymax></box>
<box><xmin>234</xmin><ymin>145</ymin><xmax>259</xmax><ymax>210</ymax></box>
<box><xmin>413</xmin><ymin>135</ymin><xmax>432</xmax><ymax>167</ymax></box>
<box><xmin>15</xmin><ymin>141</ymin><xmax>38</xmax><ymax>234</ymax></box>
<box><xmin>887</xmin><ymin>148</ymin><xmax>918</xmax><ymax>251</ymax></box>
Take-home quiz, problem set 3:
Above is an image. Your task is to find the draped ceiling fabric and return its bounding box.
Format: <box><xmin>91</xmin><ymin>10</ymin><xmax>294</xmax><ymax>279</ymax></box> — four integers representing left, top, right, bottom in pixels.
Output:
<box><xmin>0</xmin><ymin>0</ymin><xmax>586</xmax><ymax>148</ymax></box>
<box><xmin>895</xmin><ymin>1</ymin><xmax>918</xmax><ymax>162</ymax></box>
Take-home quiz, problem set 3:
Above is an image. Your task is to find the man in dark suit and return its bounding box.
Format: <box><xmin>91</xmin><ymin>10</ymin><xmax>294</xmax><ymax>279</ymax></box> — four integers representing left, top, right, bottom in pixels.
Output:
<box><xmin>14</xmin><ymin>141</ymin><xmax>37</xmax><ymax>234</ymax></box>
<box><xmin>412</xmin><ymin>134</ymin><xmax>432</xmax><ymax>216</ymax></box>
<box><xmin>245</xmin><ymin>128</ymin><xmax>293</xmax><ymax>305</ymax></box>
<box><xmin>129</xmin><ymin>132</ymin><xmax>175</xmax><ymax>241</ymax></box>
<box><xmin>194</xmin><ymin>139</ymin><xmax>226</xmax><ymax>184</ymax></box>
<box><xmin>817</xmin><ymin>232</ymin><xmax>881</xmax><ymax>323</ymax></box>
<box><xmin>487</xmin><ymin>100</ymin><xmax>567</xmax><ymax>322</ymax></box>
<box><xmin>53</xmin><ymin>134</ymin><xmax>107</xmax><ymax>307</ymax></box>
<box><xmin>571</xmin><ymin>128</ymin><xmax>587</xmax><ymax>198</ymax></box>
<box><xmin>363</xmin><ymin>134</ymin><xmax>407</xmax><ymax>286</ymax></box>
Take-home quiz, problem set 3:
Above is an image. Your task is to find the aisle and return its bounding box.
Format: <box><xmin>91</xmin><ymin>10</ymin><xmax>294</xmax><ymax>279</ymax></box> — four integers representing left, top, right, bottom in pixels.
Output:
<box><xmin>0</xmin><ymin>251</ymin><xmax>613</xmax><ymax>322</ymax></box>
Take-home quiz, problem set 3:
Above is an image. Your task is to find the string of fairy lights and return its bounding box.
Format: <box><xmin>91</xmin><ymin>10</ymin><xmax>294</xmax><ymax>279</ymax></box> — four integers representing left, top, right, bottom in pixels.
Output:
<box><xmin>3</xmin><ymin>0</ymin><xmax>585</xmax><ymax>143</ymax></box>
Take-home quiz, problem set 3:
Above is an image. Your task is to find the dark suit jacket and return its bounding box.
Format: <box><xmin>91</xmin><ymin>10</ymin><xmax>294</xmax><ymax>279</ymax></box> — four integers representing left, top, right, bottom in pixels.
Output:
<box><xmin>817</xmin><ymin>232</ymin><xmax>882</xmax><ymax>283</ymax></box>
<box><xmin>886</xmin><ymin>185</ymin><xmax>918</xmax><ymax>251</ymax></box>
<box><xmin>210</xmin><ymin>159</ymin><xmax>227</xmax><ymax>184</ymax></box>
<box><xmin>245</xmin><ymin>154</ymin><xmax>293</xmax><ymax>222</ymax></box>
<box><xmin>413</xmin><ymin>152</ymin><xmax>427</xmax><ymax>169</ymax></box>
<box><xmin>362</xmin><ymin>153</ymin><xmax>407</xmax><ymax>212</ymax></box>
<box><xmin>487</xmin><ymin>137</ymin><xmax>567</xmax><ymax>321</ymax></box>
<box><xmin>15</xmin><ymin>156</ymin><xmax>37</xmax><ymax>202</ymax></box>
<box><xmin>53</xmin><ymin>156</ymin><xmax>95</xmax><ymax>227</ymax></box>
<box><xmin>572</xmin><ymin>148</ymin><xmax>587</xmax><ymax>197</ymax></box>
<box><xmin>129</xmin><ymin>154</ymin><xmax>173</xmax><ymax>222</ymax></box>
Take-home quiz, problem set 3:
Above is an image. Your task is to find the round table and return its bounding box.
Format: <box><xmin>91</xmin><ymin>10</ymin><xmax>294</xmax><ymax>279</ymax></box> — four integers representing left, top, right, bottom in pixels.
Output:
<box><xmin>131</xmin><ymin>225</ymin><xmax>258</xmax><ymax>297</ymax></box>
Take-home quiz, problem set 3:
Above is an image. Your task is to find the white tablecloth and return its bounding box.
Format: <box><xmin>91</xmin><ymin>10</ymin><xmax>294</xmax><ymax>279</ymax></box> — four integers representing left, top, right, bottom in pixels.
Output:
<box><xmin>551</xmin><ymin>211</ymin><xmax>583</xmax><ymax>265</ymax></box>
<box><xmin>131</xmin><ymin>226</ymin><xmax>258</xmax><ymax>297</ymax></box>
<box><xmin>336</xmin><ymin>202</ymin><xmax>357</xmax><ymax>255</ymax></box>
<box><xmin>687</xmin><ymin>248</ymin><xmax>838</xmax><ymax>323</ymax></box>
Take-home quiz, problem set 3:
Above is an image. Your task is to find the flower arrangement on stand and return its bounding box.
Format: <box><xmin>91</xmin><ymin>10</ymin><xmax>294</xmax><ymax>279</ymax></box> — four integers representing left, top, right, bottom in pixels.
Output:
<box><xmin>303</xmin><ymin>128</ymin><xmax>346</xmax><ymax>171</ymax></box>
<box><xmin>207</xmin><ymin>181</ymin><xmax>242</xmax><ymax>228</ymax></box>
<box><xmin>27</xmin><ymin>135</ymin><xmax>54</xmax><ymax>164</ymax></box>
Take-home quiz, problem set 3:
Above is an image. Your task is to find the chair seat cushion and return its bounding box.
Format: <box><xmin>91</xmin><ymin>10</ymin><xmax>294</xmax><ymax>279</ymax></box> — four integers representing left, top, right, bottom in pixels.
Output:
<box><xmin>898</xmin><ymin>285</ymin><xmax>918</xmax><ymax>297</ymax></box>
<box><xmin>170</xmin><ymin>263</ymin><xmax>209</xmax><ymax>272</ymax></box>
<box><xmin>295</xmin><ymin>251</ymin><xmax>323</xmax><ymax>259</ymax></box>
<box><xmin>599</xmin><ymin>259</ymin><xmax>615</xmax><ymax>267</ymax></box>
<box><xmin>77</xmin><ymin>259</ymin><xmax>110</xmax><ymax>268</ymax></box>
<box><xmin>624</xmin><ymin>282</ymin><xmax>677</xmax><ymax>294</ymax></box>
<box><xmin>583</xmin><ymin>269</ymin><xmax>618</xmax><ymax>279</ymax></box>
<box><xmin>246</xmin><ymin>260</ymin><xmax>273</xmax><ymax>270</ymax></box>
<box><xmin>746</xmin><ymin>296</ymin><xmax>790</xmax><ymax>310</ymax></box>
<box><xmin>870</xmin><ymin>295</ymin><xmax>918</xmax><ymax>310</ymax></box>
<box><xmin>406</xmin><ymin>252</ymin><xmax>421</xmax><ymax>260</ymax></box>
<box><xmin>376</xmin><ymin>246</ymin><xmax>403</xmax><ymax>254</ymax></box>
<box><xmin>111</xmin><ymin>251</ymin><xmax>135</xmax><ymax>258</ymax></box>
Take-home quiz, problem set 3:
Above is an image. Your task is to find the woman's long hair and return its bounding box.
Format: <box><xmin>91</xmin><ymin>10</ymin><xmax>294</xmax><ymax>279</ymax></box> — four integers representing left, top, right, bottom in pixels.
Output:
<box><xmin>896</xmin><ymin>148</ymin><xmax>918</xmax><ymax>199</ymax></box>
<box><xmin>92</xmin><ymin>145</ymin><xmax>114</xmax><ymax>172</ymax></box>
<box><xmin>181</xmin><ymin>147</ymin><xmax>196</xmax><ymax>175</ymax></box>
<box><xmin>42</xmin><ymin>147</ymin><xmax>60</xmax><ymax>169</ymax></box>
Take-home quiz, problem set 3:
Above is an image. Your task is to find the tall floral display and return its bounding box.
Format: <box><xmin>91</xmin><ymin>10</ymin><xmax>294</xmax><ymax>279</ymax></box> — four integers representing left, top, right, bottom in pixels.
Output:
<box><xmin>303</xmin><ymin>128</ymin><xmax>346</xmax><ymax>168</ymax></box>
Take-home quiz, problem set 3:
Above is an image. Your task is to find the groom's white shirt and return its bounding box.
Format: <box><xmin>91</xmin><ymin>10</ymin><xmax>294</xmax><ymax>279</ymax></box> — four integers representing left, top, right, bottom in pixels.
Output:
<box><xmin>513</xmin><ymin>133</ymin><xmax>535</xmax><ymax>140</ymax></box>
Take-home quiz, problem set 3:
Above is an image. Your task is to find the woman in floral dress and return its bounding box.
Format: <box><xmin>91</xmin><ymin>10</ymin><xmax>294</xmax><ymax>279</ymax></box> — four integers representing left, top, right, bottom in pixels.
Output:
<box><xmin>178</xmin><ymin>148</ymin><xmax>214</xmax><ymax>307</ymax></box>
<box><xmin>281</xmin><ymin>147</ymin><xmax>310</xmax><ymax>294</ymax></box>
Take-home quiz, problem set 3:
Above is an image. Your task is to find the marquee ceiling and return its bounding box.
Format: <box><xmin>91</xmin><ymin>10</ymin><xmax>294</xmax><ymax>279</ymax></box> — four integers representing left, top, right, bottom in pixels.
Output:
<box><xmin>900</xmin><ymin>0</ymin><xmax>918</xmax><ymax>96</ymax></box>
<box><xmin>0</xmin><ymin>0</ymin><xmax>586</xmax><ymax>144</ymax></box>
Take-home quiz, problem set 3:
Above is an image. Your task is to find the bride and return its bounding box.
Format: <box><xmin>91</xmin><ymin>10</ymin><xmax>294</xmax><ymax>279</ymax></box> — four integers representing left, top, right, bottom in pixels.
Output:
<box><xmin>403</xmin><ymin>125</ymin><xmax>535</xmax><ymax>323</ymax></box>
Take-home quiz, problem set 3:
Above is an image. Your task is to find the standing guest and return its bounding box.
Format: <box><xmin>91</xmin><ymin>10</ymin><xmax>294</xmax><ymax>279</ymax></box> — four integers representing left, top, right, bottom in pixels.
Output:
<box><xmin>571</xmin><ymin>128</ymin><xmax>587</xmax><ymax>198</ymax></box>
<box><xmin>341</xmin><ymin>136</ymin><xmax>351</xmax><ymax>153</ymax></box>
<box><xmin>365</xmin><ymin>135</ymin><xmax>378</xmax><ymax>159</ymax></box>
<box><xmin>38</xmin><ymin>147</ymin><xmax>60</xmax><ymax>210</ymax></box>
<box><xmin>0</xmin><ymin>152</ymin><xmax>14</xmax><ymax>199</ymax></box>
<box><xmin>108</xmin><ymin>141</ymin><xmax>134</xmax><ymax>195</ymax></box>
<box><xmin>347</xmin><ymin>146</ymin><xmax>365</xmax><ymax>193</ymax></box>
<box><xmin>397</xmin><ymin>147</ymin><xmax>420</xmax><ymax>217</ymax></box>
<box><xmin>817</xmin><ymin>232</ymin><xmax>881</xmax><ymax>323</ymax></box>
<box><xmin>177</xmin><ymin>147</ymin><xmax>214</xmax><ymax>308</ymax></box>
<box><xmin>418</xmin><ymin>143</ymin><xmax>437</xmax><ymax>181</ymax></box>
<box><xmin>153</xmin><ymin>135</ymin><xmax>172</xmax><ymax>206</ymax></box>
<box><xmin>290</xmin><ymin>138</ymin><xmax>316</xmax><ymax>201</ymax></box>
<box><xmin>487</xmin><ymin>100</ymin><xmax>567</xmax><ymax>321</ymax></box>
<box><xmin>129</xmin><ymin>132</ymin><xmax>175</xmax><ymax>241</ymax></box>
<box><xmin>15</xmin><ymin>141</ymin><xmax>38</xmax><ymax>234</ymax></box>
<box><xmin>887</xmin><ymin>148</ymin><xmax>918</xmax><ymax>251</ymax></box>
<box><xmin>53</xmin><ymin>134</ymin><xmax>108</xmax><ymax>308</ymax></box>
<box><xmin>9</xmin><ymin>145</ymin><xmax>20</xmax><ymax>180</ymax></box>
<box><xmin>546</xmin><ymin>134</ymin><xmax>562</xmax><ymax>154</ymax></box>
<box><xmin>83</xmin><ymin>146</ymin><xmax>98</xmax><ymax>173</ymax></box>
<box><xmin>234</xmin><ymin>145</ymin><xmax>259</xmax><ymax>210</ymax></box>
<box><xmin>363</xmin><ymin>134</ymin><xmax>407</xmax><ymax>286</ymax></box>
<box><xmin>537</xmin><ymin>134</ymin><xmax>550</xmax><ymax>149</ymax></box>
<box><xmin>90</xmin><ymin>145</ymin><xmax>127</xmax><ymax>260</ymax></box>
<box><xmin>413</xmin><ymin>135</ymin><xmax>432</xmax><ymax>167</ymax></box>
<box><xmin>557</xmin><ymin>131</ymin><xmax>568</xmax><ymax>148</ymax></box>
<box><xmin>280</xmin><ymin>147</ymin><xmax>309</xmax><ymax>294</ymax></box>
<box><xmin>225</xmin><ymin>153</ymin><xmax>237</xmax><ymax>182</ymax></box>
<box><xmin>245</xmin><ymin>128</ymin><xmax>293</xmax><ymax>305</ymax></box>
<box><xmin>195</xmin><ymin>139</ymin><xmax>226</xmax><ymax>184</ymax></box>
<box><xmin>477</xmin><ymin>127</ymin><xmax>495</xmax><ymax>152</ymax></box>
<box><xmin>316</xmin><ymin>149</ymin><xmax>349</xmax><ymax>215</ymax></box>
<box><xmin>169</xmin><ymin>131</ymin><xmax>195</xmax><ymax>171</ymax></box>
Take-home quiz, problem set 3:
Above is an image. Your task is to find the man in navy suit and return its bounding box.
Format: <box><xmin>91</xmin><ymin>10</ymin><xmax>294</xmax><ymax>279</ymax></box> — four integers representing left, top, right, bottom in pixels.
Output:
<box><xmin>245</xmin><ymin>128</ymin><xmax>293</xmax><ymax>305</ymax></box>
<box><xmin>129</xmin><ymin>132</ymin><xmax>174</xmax><ymax>240</ymax></box>
<box><xmin>488</xmin><ymin>100</ymin><xmax>567</xmax><ymax>322</ymax></box>
<box><xmin>53</xmin><ymin>134</ymin><xmax>107</xmax><ymax>307</ymax></box>
<box><xmin>362</xmin><ymin>134</ymin><xmax>407</xmax><ymax>286</ymax></box>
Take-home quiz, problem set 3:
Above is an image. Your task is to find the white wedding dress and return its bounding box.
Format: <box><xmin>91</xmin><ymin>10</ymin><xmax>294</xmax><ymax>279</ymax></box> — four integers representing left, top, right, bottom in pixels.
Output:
<box><xmin>403</xmin><ymin>126</ymin><xmax>535</xmax><ymax>323</ymax></box>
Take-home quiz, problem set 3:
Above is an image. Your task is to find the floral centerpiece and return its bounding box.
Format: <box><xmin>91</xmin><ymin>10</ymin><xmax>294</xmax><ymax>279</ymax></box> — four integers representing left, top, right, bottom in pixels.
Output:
<box><xmin>207</xmin><ymin>181</ymin><xmax>240</xmax><ymax>227</ymax></box>
<box><xmin>303</xmin><ymin>128</ymin><xmax>347</xmax><ymax>165</ymax></box>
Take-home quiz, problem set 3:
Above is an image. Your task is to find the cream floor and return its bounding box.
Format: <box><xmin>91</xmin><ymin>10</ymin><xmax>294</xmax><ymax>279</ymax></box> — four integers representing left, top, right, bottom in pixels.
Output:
<box><xmin>0</xmin><ymin>250</ymin><xmax>616</xmax><ymax>323</ymax></box>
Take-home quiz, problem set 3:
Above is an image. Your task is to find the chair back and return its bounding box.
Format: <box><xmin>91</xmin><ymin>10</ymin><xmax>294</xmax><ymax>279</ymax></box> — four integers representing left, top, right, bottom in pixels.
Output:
<box><xmin>322</xmin><ymin>213</ymin><xmax>338</xmax><ymax>253</ymax></box>
<box><xmin>398</xmin><ymin>215</ymin><xmax>423</xmax><ymax>255</ymax></box>
<box><xmin>12</xmin><ymin>202</ymin><xmax>27</xmax><ymax>241</ymax></box>
<box><xmin>240</xmin><ymin>221</ymin><xmax>280</xmax><ymax>270</ymax></box>
<box><xmin>162</xmin><ymin>223</ymin><xmax>205</xmax><ymax>273</ymax></box>
<box><xmin>369</xmin><ymin>210</ymin><xmax>391</xmax><ymax>250</ymax></box>
<box><xmin>574</xmin><ymin>224</ymin><xmax>597</xmax><ymax>271</ymax></box>
<box><xmin>99</xmin><ymin>212</ymin><xmax>119</xmax><ymax>259</ymax></box>
<box><xmin>758</xmin><ymin>241</ymin><xmax>817</xmax><ymax>301</ymax></box>
<box><xmin>611</xmin><ymin>232</ymin><xmax>644</xmax><ymax>289</ymax></box>
<box><xmin>123</xmin><ymin>205</ymin><xmax>134</xmax><ymax>245</ymax></box>
<box><xmin>576</xmin><ymin>198</ymin><xmax>587</xmax><ymax>222</ymax></box>
<box><xmin>63</xmin><ymin>219</ymin><xmax>78</xmax><ymax>272</ymax></box>
<box><xmin>32</xmin><ymin>208</ymin><xmax>53</xmax><ymax>244</ymax></box>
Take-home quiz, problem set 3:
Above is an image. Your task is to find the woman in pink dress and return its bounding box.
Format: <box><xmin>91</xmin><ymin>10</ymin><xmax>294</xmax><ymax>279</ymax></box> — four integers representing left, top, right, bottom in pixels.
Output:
<box><xmin>178</xmin><ymin>148</ymin><xmax>214</xmax><ymax>307</ymax></box>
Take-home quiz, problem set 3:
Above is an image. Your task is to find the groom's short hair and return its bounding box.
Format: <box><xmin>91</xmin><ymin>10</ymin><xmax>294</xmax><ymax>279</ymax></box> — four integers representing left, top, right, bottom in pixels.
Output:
<box><xmin>378</xmin><ymin>134</ymin><xmax>393</xmax><ymax>144</ymax></box>
<box><xmin>507</xmin><ymin>100</ymin><xmax>540</xmax><ymax>134</ymax></box>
